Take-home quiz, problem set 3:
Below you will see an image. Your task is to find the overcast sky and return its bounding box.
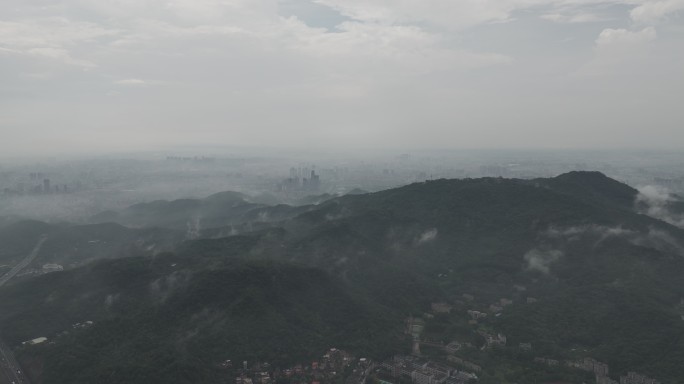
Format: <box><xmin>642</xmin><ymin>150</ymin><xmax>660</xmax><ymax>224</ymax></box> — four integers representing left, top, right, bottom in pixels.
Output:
<box><xmin>1</xmin><ymin>0</ymin><xmax>683</xmax><ymax>155</ymax></box>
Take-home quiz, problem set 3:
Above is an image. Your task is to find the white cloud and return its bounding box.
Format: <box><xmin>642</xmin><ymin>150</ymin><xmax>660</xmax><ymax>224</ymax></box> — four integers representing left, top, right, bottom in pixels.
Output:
<box><xmin>636</xmin><ymin>185</ymin><xmax>684</xmax><ymax>227</ymax></box>
<box><xmin>314</xmin><ymin>0</ymin><xmax>678</xmax><ymax>30</ymax></box>
<box><xmin>542</xmin><ymin>224</ymin><xmax>684</xmax><ymax>256</ymax></box>
<box><xmin>541</xmin><ymin>11</ymin><xmax>612</xmax><ymax>23</ymax></box>
<box><xmin>292</xmin><ymin>21</ymin><xmax>512</xmax><ymax>76</ymax></box>
<box><xmin>115</xmin><ymin>78</ymin><xmax>147</xmax><ymax>86</ymax></box>
<box><xmin>416</xmin><ymin>228</ymin><xmax>438</xmax><ymax>244</ymax></box>
<box><xmin>596</xmin><ymin>26</ymin><xmax>657</xmax><ymax>46</ymax></box>
<box><xmin>630</xmin><ymin>0</ymin><xmax>684</xmax><ymax>23</ymax></box>
<box><xmin>575</xmin><ymin>26</ymin><xmax>660</xmax><ymax>76</ymax></box>
<box><xmin>0</xmin><ymin>17</ymin><xmax>115</xmax><ymax>68</ymax></box>
<box><xmin>314</xmin><ymin>0</ymin><xmax>519</xmax><ymax>30</ymax></box>
<box><xmin>524</xmin><ymin>248</ymin><xmax>563</xmax><ymax>274</ymax></box>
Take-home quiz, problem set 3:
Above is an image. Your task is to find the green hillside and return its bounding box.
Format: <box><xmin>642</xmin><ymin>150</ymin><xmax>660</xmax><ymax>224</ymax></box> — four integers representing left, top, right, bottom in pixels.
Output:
<box><xmin>3</xmin><ymin>172</ymin><xmax>684</xmax><ymax>383</ymax></box>
<box><xmin>1</xmin><ymin>256</ymin><xmax>401</xmax><ymax>384</ymax></box>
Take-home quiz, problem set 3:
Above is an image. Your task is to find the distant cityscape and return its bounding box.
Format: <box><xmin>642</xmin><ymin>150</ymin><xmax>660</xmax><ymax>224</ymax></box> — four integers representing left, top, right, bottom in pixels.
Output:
<box><xmin>1</xmin><ymin>150</ymin><xmax>683</xmax><ymax>223</ymax></box>
<box><xmin>2</xmin><ymin>172</ymin><xmax>73</xmax><ymax>196</ymax></box>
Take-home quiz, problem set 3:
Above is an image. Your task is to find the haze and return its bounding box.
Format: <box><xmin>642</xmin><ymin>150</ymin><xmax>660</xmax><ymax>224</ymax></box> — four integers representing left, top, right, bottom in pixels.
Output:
<box><xmin>1</xmin><ymin>0</ymin><xmax>684</xmax><ymax>156</ymax></box>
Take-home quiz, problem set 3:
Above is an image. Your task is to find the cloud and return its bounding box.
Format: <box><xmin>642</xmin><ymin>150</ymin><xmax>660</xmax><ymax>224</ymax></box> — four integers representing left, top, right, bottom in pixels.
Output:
<box><xmin>416</xmin><ymin>228</ymin><xmax>438</xmax><ymax>244</ymax></box>
<box><xmin>636</xmin><ymin>185</ymin><xmax>684</xmax><ymax>227</ymax></box>
<box><xmin>27</xmin><ymin>47</ymin><xmax>97</xmax><ymax>68</ymax></box>
<box><xmin>314</xmin><ymin>0</ymin><xmax>517</xmax><ymax>30</ymax></box>
<box><xmin>314</xmin><ymin>1</ymin><xmax>683</xmax><ymax>31</ymax></box>
<box><xmin>186</xmin><ymin>218</ymin><xmax>201</xmax><ymax>240</ymax></box>
<box><xmin>630</xmin><ymin>0</ymin><xmax>684</xmax><ymax>23</ymax></box>
<box><xmin>632</xmin><ymin>228</ymin><xmax>684</xmax><ymax>254</ymax></box>
<box><xmin>637</xmin><ymin>185</ymin><xmax>672</xmax><ymax>206</ymax></box>
<box><xmin>115</xmin><ymin>78</ymin><xmax>147</xmax><ymax>86</ymax></box>
<box><xmin>542</xmin><ymin>224</ymin><xmax>684</xmax><ymax>257</ymax></box>
<box><xmin>545</xmin><ymin>224</ymin><xmax>637</xmax><ymax>242</ymax></box>
<box><xmin>540</xmin><ymin>11</ymin><xmax>611</xmax><ymax>23</ymax></box>
<box><xmin>1</xmin><ymin>0</ymin><xmax>684</xmax><ymax>154</ymax></box>
<box><xmin>574</xmin><ymin>25</ymin><xmax>660</xmax><ymax>77</ymax></box>
<box><xmin>149</xmin><ymin>271</ymin><xmax>190</xmax><ymax>302</ymax></box>
<box><xmin>595</xmin><ymin>26</ymin><xmax>657</xmax><ymax>46</ymax></box>
<box><xmin>293</xmin><ymin>21</ymin><xmax>512</xmax><ymax>76</ymax></box>
<box><xmin>524</xmin><ymin>248</ymin><xmax>563</xmax><ymax>274</ymax></box>
<box><xmin>0</xmin><ymin>17</ymin><xmax>116</xmax><ymax>68</ymax></box>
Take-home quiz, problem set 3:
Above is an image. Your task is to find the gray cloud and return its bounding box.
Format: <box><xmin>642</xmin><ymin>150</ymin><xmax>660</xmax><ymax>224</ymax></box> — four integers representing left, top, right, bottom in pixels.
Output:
<box><xmin>1</xmin><ymin>0</ymin><xmax>684</xmax><ymax>155</ymax></box>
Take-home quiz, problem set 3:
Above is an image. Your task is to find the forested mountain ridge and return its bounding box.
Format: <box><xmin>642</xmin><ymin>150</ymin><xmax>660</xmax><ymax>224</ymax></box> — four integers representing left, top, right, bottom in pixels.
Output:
<box><xmin>3</xmin><ymin>172</ymin><xmax>684</xmax><ymax>383</ymax></box>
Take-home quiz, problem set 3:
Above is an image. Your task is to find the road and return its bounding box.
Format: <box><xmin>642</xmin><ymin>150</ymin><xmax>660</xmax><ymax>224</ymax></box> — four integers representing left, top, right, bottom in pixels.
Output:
<box><xmin>0</xmin><ymin>339</ymin><xmax>24</xmax><ymax>384</ymax></box>
<box><xmin>0</xmin><ymin>236</ymin><xmax>47</xmax><ymax>287</ymax></box>
<box><xmin>0</xmin><ymin>235</ymin><xmax>47</xmax><ymax>384</ymax></box>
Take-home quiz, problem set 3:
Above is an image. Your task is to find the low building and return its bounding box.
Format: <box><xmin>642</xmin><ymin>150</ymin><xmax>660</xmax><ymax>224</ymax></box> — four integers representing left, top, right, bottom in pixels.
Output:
<box><xmin>519</xmin><ymin>342</ymin><xmax>532</xmax><ymax>351</ymax></box>
<box><xmin>489</xmin><ymin>304</ymin><xmax>503</xmax><ymax>313</ymax></box>
<box><xmin>479</xmin><ymin>331</ymin><xmax>506</xmax><ymax>348</ymax></box>
<box><xmin>411</xmin><ymin>368</ymin><xmax>447</xmax><ymax>384</ymax></box>
<box><xmin>467</xmin><ymin>310</ymin><xmax>487</xmax><ymax>320</ymax></box>
<box><xmin>445</xmin><ymin>341</ymin><xmax>462</xmax><ymax>354</ymax></box>
<box><xmin>446</xmin><ymin>356</ymin><xmax>481</xmax><ymax>373</ymax></box>
<box><xmin>597</xmin><ymin>375</ymin><xmax>618</xmax><ymax>384</ymax></box>
<box><xmin>534</xmin><ymin>357</ymin><xmax>559</xmax><ymax>366</ymax></box>
<box><xmin>431</xmin><ymin>303</ymin><xmax>453</xmax><ymax>314</ymax></box>
<box><xmin>567</xmin><ymin>358</ymin><xmax>609</xmax><ymax>376</ymax></box>
<box><xmin>42</xmin><ymin>263</ymin><xmax>64</xmax><ymax>273</ymax></box>
<box><xmin>424</xmin><ymin>362</ymin><xmax>451</xmax><ymax>377</ymax></box>
<box><xmin>23</xmin><ymin>337</ymin><xmax>48</xmax><ymax>345</ymax></box>
<box><xmin>619</xmin><ymin>372</ymin><xmax>661</xmax><ymax>384</ymax></box>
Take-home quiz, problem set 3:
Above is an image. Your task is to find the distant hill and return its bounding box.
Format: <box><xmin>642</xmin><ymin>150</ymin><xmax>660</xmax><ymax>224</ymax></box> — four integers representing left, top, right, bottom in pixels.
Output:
<box><xmin>90</xmin><ymin>191</ymin><xmax>314</xmax><ymax>231</ymax></box>
<box><xmin>345</xmin><ymin>188</ymin><xmax>369</xmax><ymax>195</ymax></box>
<box><xmin>0</xmin><ymin>220</ymin><xmax>180</xmax><ymax>273</ymax></box>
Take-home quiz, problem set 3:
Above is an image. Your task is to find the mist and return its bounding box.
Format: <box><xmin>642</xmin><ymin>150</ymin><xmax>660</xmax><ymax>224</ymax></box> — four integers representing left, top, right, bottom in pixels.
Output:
<box><xmin>636</xmin><ymin>185</ymin><xmax>684</xmax><ymax>228</ymax></box>
<box><xmin>2</xmin><ymin>1</ymin><xmax>684</xmax><ymax>383</ymax></box>
<box><xmin>2</xmin><ymin>149</ymin><xmax>684</xmax><ymax>223</ymax></box>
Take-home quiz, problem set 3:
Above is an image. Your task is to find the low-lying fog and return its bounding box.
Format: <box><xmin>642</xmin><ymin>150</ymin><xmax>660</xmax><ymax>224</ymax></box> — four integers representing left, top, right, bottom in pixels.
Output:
<box><xmin>1</xmin><ymin>148</ymin><xmax>683</xmax><ymax>223</ymax></box>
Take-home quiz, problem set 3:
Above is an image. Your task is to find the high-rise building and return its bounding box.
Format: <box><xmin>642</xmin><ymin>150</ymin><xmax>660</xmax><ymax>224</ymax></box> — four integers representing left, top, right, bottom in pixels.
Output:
<box><xmin>43</xmin><ymin>179</ymin><xmax>50</xmax><ymax>193</ymax></box>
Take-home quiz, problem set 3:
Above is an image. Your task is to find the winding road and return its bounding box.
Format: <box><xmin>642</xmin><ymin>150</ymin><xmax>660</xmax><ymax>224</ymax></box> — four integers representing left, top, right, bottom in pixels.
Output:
<box><xmin>0</xmin><ymin>235</ymin><xmax>47</xmax><ymax>384</ymax></box>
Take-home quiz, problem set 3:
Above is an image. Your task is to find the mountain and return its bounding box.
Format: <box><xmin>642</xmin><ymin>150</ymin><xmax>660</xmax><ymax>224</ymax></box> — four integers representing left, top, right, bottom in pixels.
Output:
<box><xmin>3</xmin><ymin>172</ymin><xmax>684</xmax><ymax>383</ymax></box>
<box><xmin>541</xmin><ymin>170</ymin><xmax>639</xmax><ymax>210</ymax></box>
<box><xmin>1</xmin><ymin>257</ymin><xmax>401</xmax><ymax>384</ymax></box>
<box><xmin>0</xmin><ymin>220</ymin><xmax>51</xmax><ymax>265</ymax></box>
<box><xmin>90</xmin><ymin>191</ymin><xmax>314</xmax><ymax>231</ymax></box>
<box><xmin>0</xmin><ymin>220</ymin><xmax>180</xmax><ymax>279</ymax></box>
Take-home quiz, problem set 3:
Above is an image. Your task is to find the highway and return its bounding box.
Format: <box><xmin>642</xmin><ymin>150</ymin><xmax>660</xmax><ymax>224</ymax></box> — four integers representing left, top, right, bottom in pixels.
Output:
<box><xmin>0</xmin><ymin>339</ymin><xmax>24</xmax><ymax>384</ymax></box>
<box><xmin>0</xmin><ymin>235</ymin><xmax>47</xmax><ymax>384</ymax></box>
<box><xmin>0</xmin><ymin>236</ymin><xmax>47</xmax><ymax>287</ymax></box>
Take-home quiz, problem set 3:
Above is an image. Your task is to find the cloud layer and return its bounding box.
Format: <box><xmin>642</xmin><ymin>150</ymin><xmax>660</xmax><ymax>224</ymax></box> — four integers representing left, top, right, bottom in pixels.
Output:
<box><xmin>1</xmin><ymin>0</ymin><xmax>684</xmax><ymax>154</ymax></box>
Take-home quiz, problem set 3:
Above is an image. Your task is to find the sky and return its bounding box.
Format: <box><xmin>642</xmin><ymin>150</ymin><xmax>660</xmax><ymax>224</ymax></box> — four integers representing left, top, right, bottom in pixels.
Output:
<box><xmin>1</xmin><ymin>0</ymin><xmax>683</xmax><ymax>155</ymax></box>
